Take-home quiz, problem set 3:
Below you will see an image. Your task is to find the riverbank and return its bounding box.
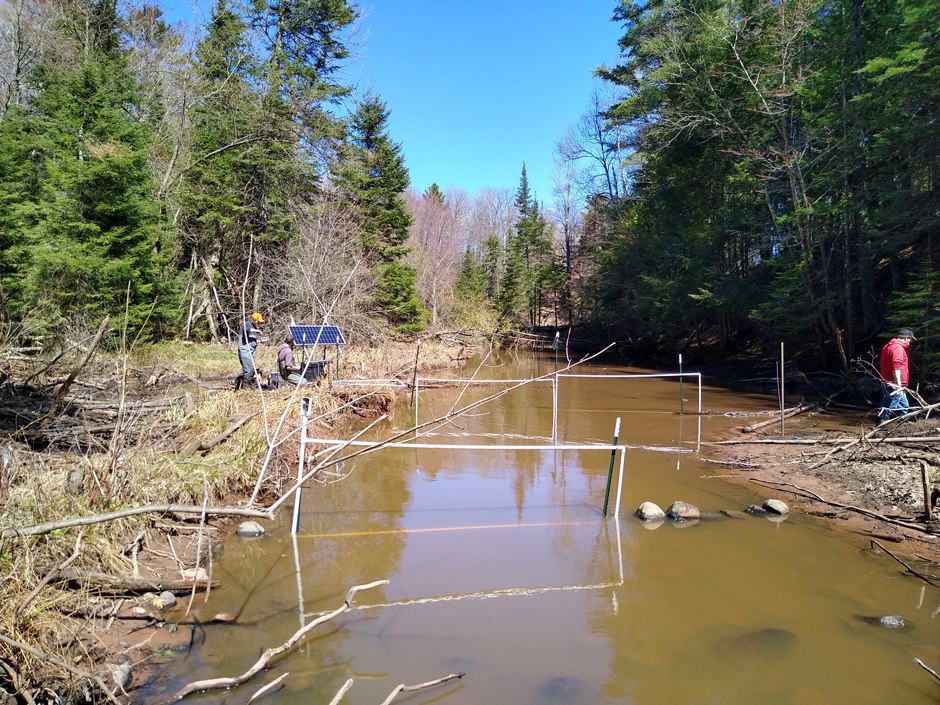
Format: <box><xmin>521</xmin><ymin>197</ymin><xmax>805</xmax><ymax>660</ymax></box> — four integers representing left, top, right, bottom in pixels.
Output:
<box><xmin>711</xmin><ymin>411</ymin><xmax>940</xmax><ymax>566</ymax></box>
<box><xmin>0</xmin><ymin>334</ymin><xmax>477</xmax><ymax>703</ymax></box>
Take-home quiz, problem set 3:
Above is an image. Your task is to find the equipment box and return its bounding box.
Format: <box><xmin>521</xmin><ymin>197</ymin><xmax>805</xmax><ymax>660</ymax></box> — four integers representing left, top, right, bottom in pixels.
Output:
<box><xmin>302</xmin><ymin>359</ymin><xmax>331</xmax><ymax>382</ymax></box>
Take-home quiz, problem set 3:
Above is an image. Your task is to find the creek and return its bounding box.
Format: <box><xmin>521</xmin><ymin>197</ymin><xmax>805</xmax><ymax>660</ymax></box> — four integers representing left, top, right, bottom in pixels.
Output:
<box><xmin>146</xmin><ymin>350</ymin><xmax>940</xmax><ymax>705</ymax></box>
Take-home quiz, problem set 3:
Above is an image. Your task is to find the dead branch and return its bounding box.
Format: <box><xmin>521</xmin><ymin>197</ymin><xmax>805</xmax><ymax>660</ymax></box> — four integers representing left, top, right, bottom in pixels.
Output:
<box><xmin>914</xmin><ymin>659</ymin><xmax>940</xmax><ymax>685</ymax></box>
<box><xmin>711</xmin><ymin>436</ymin><xmax>940</xmax><ymax>446</ymax></box>
<box><xmin>16</xmin><ymin>532</ymin><xmax>84</xmax><ymax>617</ymax></box>
<box><xmin>246</xmin><ymin>673</ymin><xmax>288</xmax><ymax>704</ymax></box>
<box><xmin>181</xmin><ymin>411</ymin><xmax>260</xmax><ymax>459</ymax></box>
<box><xmin>379</xmin><ymin>673</ymin><xmax>465</xmax><ymax>705</ymax></box>
<box><xmin>267</xmin><ymin>344</ymin><xmax>616</xmax><ymax>514</ymax></box>
<box><xmin>45</xmin><ymin>566</ymin><xmax>219</xmax><ymax>594</ymax></box>
<box><xmin>749</xmin><ymin>479</ymin><xmax>933</xmax><ymax>534</ymax></box>
<box><xmin>869</xmin><ymin>540</ymin><xmax>940</xmax><ymax>589</ymax></box>
<box><xmin>51</xmin><ymin>317</ymin><xmax>110</xmax><ymax>414</ymax></box>
<box><xmin>741</xmin><ymin>403</ymin><xmax>817</xmax><ymax>433</ymax></box>
<box><xmin>327</xmin><ymin>679</ymin><xmax>355</xmax><ymax>705</ymax></box>
<box><xmin>0</xmin><ymin>631</ymin><xmax>123</xmax><ymax>705</ymax></box>
<box><xmin>1</xmin><ymin>504</ymin><xmax>272</xmax><ymax>539</ymax></box>
<box><xmin>162</xmin><ymin>579</ymin><xmax>388</xmax><ymax>703</ymax></box>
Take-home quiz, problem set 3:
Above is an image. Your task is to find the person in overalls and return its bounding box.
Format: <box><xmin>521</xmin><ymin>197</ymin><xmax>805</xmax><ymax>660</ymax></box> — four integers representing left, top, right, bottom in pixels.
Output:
<box><xmin>237</xmin><ymin>312</ymin><xmax>265</xmax><ymax>386</ymax></box>
<box><xmin>277</xmin><ymin>334</ymin><xmax>306</xmax><ymax>386</ymax></box>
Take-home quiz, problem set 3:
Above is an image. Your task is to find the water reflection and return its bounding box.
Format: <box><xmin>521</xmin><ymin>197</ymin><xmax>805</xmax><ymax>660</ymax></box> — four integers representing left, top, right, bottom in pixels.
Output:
<box><xmin>146</xmin><ymin>350</ymin><xmax>940</xmax><ymax>705</ymax></box>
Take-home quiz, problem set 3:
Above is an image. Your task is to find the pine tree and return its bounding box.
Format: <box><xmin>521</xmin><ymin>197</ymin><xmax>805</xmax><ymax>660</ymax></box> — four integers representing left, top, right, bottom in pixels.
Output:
<box><xmin>337</xmin><ymin>96</ymin><xmax>428</xmax><ymax>331</ymax></box>
<box><xmin>0</xmin><ymin>9</ymin><xmax>173</xmax><ymax>329</ymax></box>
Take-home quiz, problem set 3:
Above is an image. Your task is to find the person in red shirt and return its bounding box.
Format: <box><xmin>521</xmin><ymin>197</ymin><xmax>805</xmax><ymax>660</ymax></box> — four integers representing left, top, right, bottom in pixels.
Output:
<box><xmin>878</xmin><ymin>328</ymin><xmax>916</xmax><ymax>422</ymax></box>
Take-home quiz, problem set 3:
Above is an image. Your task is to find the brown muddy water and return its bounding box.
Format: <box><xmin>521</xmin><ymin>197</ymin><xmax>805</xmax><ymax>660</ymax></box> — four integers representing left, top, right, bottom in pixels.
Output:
<box><xmin>147</xmin><ymin>352</ymin><xmax>940</xmax><ymax>705</ymax></box>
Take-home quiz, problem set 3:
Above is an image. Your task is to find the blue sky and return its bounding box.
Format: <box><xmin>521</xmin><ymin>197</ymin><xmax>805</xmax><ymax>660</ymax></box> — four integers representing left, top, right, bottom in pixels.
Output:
<box><xmin>348</xmin><ymin>1</ymin><xmax>624</xmax><ymax>205</ymax></box>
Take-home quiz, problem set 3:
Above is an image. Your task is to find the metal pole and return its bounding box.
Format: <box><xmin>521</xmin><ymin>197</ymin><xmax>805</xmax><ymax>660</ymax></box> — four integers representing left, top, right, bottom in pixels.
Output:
<box><xmin>780</xmin><ymin>342</ymin><xmax>785</xmax><ymax>436</ymax></box>
<box><xmin>292</xmin><ymin>403</ymin><xmax>309</xmax><ymax>535</ymax></box>
<box><xmin>602</xmin><ymin>417</ymin><xmax>622</xmax><ymax>516</ymax></box>
<box><xmin>554</xmin><ymin>331</ymin><xmax>559</xmax><ymax>373</ymax></box>
<box><xmin>679</xmin><ymin>353</ymin><xmax>684</xmax><ymax>414</ymax></box>
<box><xmin>410</xmin><ymin>339</ymin><xmax>421</xmax><ymax>408</ymax></box>
<box><xmin>613</xmin><ymin>447</ymin><xmax>626</xmax><ymax>519</ymax></box>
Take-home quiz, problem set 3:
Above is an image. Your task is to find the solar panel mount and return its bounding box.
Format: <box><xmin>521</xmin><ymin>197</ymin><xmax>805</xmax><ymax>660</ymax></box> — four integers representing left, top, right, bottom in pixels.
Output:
<box><xmin>289</xmin><ymin>325</ymin><xmax>346</xmax><ymax>346</ymax></box>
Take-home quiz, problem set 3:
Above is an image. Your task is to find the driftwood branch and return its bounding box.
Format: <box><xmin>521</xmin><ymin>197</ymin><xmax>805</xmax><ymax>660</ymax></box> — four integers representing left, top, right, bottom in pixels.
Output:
<box><xmin>327</xmin><ymin>678</ymin><xmax>355</xmax><ymax>705</ymax></box>
<box><xmin>379</xmin><ymin>673</ymin><xmax>465</xmax><ymax>705</ymax></box>
<box><xmin>741</xmin><ymin>403</ymin><xmax>817</xmax><ymax>433</ymax></box>
<box><xmin>51</xmin><ymin>317</ymin><xmax>110</xmax><ymax>413</ymax></box>
<box><xmin>869</xmin><ymin>540</ymin><xmax>940</xmax><ymax>588</ymax></box>
<box><xmin>1</xmin><ymin>504</ymin><xmax>272</xmax><ymax>540</ymax></box>
<box><xmin>48</xmin><ymin>566</ymin><xmax>220</xmax><ymax>595</ymax></box>
<box><xmin>749</xmin><ymin>479</ymin><xmax>934</xmax><ymax>534</ymax></box>
<box><xmin>162</xmin><ymin>579</ymin><xmax>388</xmax><ymax>704</ymax></box>
<box><xmin>0</xmin><ymin>631</ymin><xmax>123</xmax><ymax>705</ymax></box>
<box><xmin>246</xmin><ymin>672</ymin><xmax>289</xmax><ymax>704</ymax></box>
<box><xmin>17</xmin><ymin>532</ymin><xmax>84</xmax><ymax>616</ymax></box>
<box><xmin>915</xmin><ymin>658</ymin><xmax>940</xmax><ymax>684</ymax></box>
<box><xmin>181</xmin><ymin>412</ymin><xmax>260</xmax><ymax>459</ymax></box>
<box><xmin>713</xmin><ymin>436</ymin><xmax>940</xmax><ymax>446</ymax></box>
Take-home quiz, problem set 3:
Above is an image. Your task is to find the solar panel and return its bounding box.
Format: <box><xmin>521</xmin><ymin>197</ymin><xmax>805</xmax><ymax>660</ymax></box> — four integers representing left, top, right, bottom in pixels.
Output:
<box><xmin>289</xmin><ymin>325</ymin><xmax>347</xmax><ymax>346</ymax></box>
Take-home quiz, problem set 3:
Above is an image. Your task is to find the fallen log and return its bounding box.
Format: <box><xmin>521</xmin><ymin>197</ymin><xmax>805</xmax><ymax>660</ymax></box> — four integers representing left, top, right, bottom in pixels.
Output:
<box><xmin>711</xmin><ymin>436</ymin><xmax>940</xmax><ymax>446</ymax></box>
<box><xmin>181</xmin><ymin>411</ymin><xmax>260</xmax><ymax>459</ymax></box>
<box><xmin>741</xmin><ymin>403</ymin><xmax>818</xmax><ymax>433</ymax></box>
<box><xmin>49</xmin><ymin>566</ymin><xmax>219</xmax><ymax>595</ymax></box>
<box><xmin>1</xmin><ymin>503</ymin><xmax>272</xmax><ymax>539</ymax></box>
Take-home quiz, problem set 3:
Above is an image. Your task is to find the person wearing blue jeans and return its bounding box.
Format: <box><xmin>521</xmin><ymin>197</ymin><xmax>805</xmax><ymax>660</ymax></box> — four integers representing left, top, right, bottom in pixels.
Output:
<box><xmin>878</xmin><ymin>328</ymin><xmax>915</xmax><ymax>424</ymax></box>
<box><xmin>237</xmin><ymin>312</ymin><xmax>265</xmax><ymax>386</ymax></box>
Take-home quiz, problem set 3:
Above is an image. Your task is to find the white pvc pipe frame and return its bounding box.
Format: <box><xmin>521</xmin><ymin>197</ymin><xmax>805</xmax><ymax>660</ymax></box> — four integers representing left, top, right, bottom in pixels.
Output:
<box><xmin>292</xmin><ymin>439</ymin><xmax>629</xmax><ymax>535</ymax></box>
<box><xmin>414</xmin><ymin>372</ymin><xmax>702</xmax><ymax>444</ymax></box>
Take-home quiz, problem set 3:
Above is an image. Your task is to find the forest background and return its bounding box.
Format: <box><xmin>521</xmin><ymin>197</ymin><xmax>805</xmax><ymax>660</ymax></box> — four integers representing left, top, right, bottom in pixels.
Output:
<box><xmin>0</xmin><ymin>0</ymin><xmax>938</xmax><ymax>385</ymax></box>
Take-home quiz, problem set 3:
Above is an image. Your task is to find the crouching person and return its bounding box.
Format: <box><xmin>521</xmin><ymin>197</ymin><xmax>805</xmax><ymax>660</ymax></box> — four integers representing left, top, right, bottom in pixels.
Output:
<box><xmin>277</xmin><ymin>334</ymin><xmax>307</xmax><ymax>386</ymax></box>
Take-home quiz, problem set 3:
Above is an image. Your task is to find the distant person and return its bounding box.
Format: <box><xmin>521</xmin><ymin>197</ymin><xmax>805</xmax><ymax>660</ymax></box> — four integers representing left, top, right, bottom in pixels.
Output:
<box><xmin>237</xmin><ymin>312</ymin><xmax>265</xmax><ymax>387</ymax></box>
<box><xmin>277</xmin><ymin>334</ymin><xmax>307</xmax><ymax>386</ymax></box>
<box><xmin>878</xmin><ymin>328</ymin><xmax>916</xmax><ymax>423</ymax></box>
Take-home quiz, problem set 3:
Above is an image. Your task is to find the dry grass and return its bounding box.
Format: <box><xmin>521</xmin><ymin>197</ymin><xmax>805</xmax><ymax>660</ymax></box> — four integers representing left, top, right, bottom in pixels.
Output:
<box><xmin>0</xmin><ymin>335</ymin><xmax>477</xmax><ymax>701</ymax></box>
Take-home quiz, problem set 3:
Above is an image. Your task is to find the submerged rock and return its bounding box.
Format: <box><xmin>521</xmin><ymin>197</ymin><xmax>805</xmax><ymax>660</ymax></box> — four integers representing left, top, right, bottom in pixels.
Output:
<box><xmin>236</xmin><ymin>521</ymin><xmax>265</xmax><ymax>538</ymax></box>
<box><xmin>537</xmin><ymin>676</ymin><xmax>590</xmax><ymax>703</ymax></box>
<box><xmin>720</xmin><ymin>510</ymin><xmax>749</xmax><ymax>519</ymax></box>
<box><xmin>855</xmin><ymin>615</ymin><xmax>908</xmax><ymax>629</ymax></box>
<box><xmin>699</xmin><ymin>511</ymin><xmax>724</xmax><ymax>520</ymax></box>
<box><xmin>666</xmin><ymin>501</ymin><xmax>700</xmax><ymax>521</ymax></box>
<box><xmin>718</xmin><ymin>628</ymin><xmax>796</xmax><ymax>659</ymax></box>
<box><xmin>745</xmin><ymin>505</ymin><xmax>768</xmax><ymax>516</ymax></box>
<box><xmin>640</xmin><ymin>519</ymin><xmax>665</xmax><ymax>531</ymax></box>
<box><xmin>763</xmin><ymin>499</ymin><xmax>790</xmax><ymax>515</ymax></box>
<box><xmin>635</xmin><ymin>502</ymin><xmax>666</xmax><ymax>521</ymax></box>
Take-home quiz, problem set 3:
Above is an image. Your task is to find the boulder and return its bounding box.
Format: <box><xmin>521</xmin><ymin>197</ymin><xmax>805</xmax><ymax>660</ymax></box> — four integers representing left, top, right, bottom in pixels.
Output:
<box><xmin>159</xmin><ymin>591</ymin><xmax>177</xmax><ymax>609</ymax></box>
<box><xmin>236</xmin><ymin>521</ymin><xmax>265</xmax><ymax>538</ymax></box>
<box><xmin>634</xmin><ymin>502</ymin><xmax>666</xmax><ymax>522</ymax></box>
<box><xmin>763</xmin><ymin>499</ymin><xmax>790</xmax><ymax>515</ymax></box>
<box><xmin>666</xmin><ymin>501</ymin><xmax>700</xmax><ymax>521</ymax></box>
<box><xmin>183</xmin><ymin>567</ymin><xmax>209</xmax><ymax>582</ymax></box>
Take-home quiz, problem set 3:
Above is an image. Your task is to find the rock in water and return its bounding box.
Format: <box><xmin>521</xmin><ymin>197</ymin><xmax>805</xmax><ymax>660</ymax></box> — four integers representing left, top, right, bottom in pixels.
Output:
<box><xmin>666</xmin><ymin>501</ymin><xmax>700</xmax><ymax>521</ymax></box>
<box><xmin>745</xmin><ymin>505</ymin><xmax>767</xmax><ymax>516</ymax></box>
<box><xmin>537</xmin><ymin>676</ymin><xmax>590</xmax><ymax>703</ymax></box>
<box><xmin>855</xmin><ymin>615</ymin><xmax>908</xmax><ymax>629</ymax></box>
<box><xmin>763</xmin><ymin>499</ymin><xmax>790</xmax><ymax>515</ymax></box>
<box><xmin>718</xmin><ymin>628</ymin><xmax>796</xmax><ymax>659</ymax></box>
<box><xmin>159</xmin><ymin>591</ymin><xmax>177</xmax><ymax>609</ymax></box>
<box><xmin>720</xmin><ymin>510</ymin><xmax>749</xmax><ymax>519</ymax></box>
<box><xmin>634</xmin><ymin>502</ymin><xmax>666</xmax><ymax>521</ymax></box>
<box><xmin>236</xmin><ymin>521</ymin><xmax>265</xmax><ymax>538</ymax></box>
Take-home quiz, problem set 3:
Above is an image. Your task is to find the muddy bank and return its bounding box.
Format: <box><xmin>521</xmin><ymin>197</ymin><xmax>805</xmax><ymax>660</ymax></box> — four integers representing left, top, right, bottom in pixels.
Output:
<box><xmin>711</xmin><ymin>412</ymin><xmax>940</xmax><ymax>565</ymax></box>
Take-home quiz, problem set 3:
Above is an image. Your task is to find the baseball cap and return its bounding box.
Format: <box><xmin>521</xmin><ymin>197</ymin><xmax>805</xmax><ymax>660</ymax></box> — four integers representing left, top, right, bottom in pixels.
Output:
<box><xmin>898</xmin><ymin>328</ymin><xmax>916</xmax><ymax>340</ymax></box>
<box><xmin>251</xmin><ymin>312</ymin><xmax>264</xmax><ymax>323</ymax></box>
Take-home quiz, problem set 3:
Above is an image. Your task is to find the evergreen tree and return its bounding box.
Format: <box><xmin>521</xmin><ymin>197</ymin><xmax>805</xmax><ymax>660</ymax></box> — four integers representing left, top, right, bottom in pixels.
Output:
<box><xmin>0</xmin><ymin>13</ymin><xmax>172</xmax><ymax>329</ymax></box>
<box><xmin>337</xmin><ymin>96</ymin><xmax>428</xmax><ymax>331</ymax></box>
